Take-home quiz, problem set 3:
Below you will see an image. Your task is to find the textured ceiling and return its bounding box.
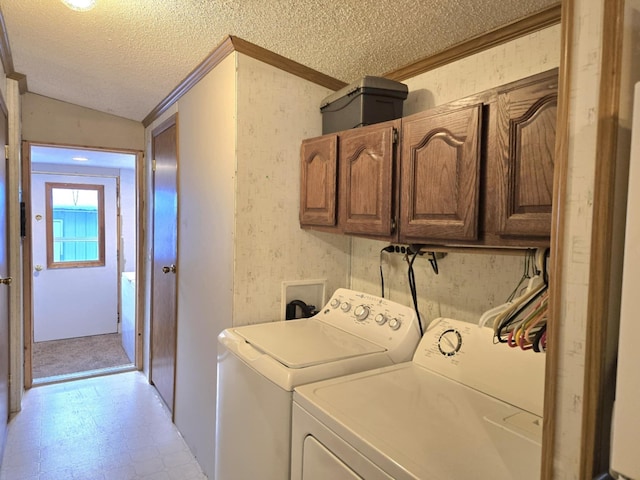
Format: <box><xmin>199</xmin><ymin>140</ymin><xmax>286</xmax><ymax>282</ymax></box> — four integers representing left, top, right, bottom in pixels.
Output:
<box><xmin>0</xmin><ymin>0</ymin><xmax>557</xmax><ymax>122</ymax></box>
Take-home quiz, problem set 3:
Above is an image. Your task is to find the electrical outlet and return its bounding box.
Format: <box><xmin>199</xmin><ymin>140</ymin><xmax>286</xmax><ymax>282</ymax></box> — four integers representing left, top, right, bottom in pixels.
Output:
<box><xmin>384</xmin><ymin>244</ymin><xmax>424</xmax><ymax>255</ymax></box>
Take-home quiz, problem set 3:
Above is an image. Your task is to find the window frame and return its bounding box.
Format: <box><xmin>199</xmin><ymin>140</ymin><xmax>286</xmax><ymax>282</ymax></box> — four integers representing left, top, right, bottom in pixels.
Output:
<box><xmin>45</xmin><ymin>182</ymin><xmax>106</xmax><ymax>269</ymax></box>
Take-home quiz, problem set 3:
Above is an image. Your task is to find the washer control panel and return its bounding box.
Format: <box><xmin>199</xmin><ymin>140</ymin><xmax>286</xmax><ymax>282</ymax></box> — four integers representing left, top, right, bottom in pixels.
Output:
<box><xmin>318</xmin><ymin>288</ymin><xmax>420</xmax><ymax>363</ymax></box>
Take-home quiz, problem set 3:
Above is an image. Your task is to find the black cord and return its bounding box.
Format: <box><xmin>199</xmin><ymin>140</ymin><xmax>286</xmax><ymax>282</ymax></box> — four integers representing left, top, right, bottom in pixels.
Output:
<box><xmin>407</xmin><ymin>248</ymin><xmax>424</xmax><ymax>336</ymax></box>
<box><xmin>379</xmin><ymin>246</ymin><xmax>394</xmax><ymax>298</ymax></box>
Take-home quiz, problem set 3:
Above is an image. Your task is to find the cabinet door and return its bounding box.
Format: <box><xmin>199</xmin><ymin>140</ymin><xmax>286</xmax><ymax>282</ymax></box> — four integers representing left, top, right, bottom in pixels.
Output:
<box><xmin>399</xmin><ymin>104</ymin><xmax>482</xmax><ymax>241</ymax></box>
<box><xmin>494</xmin><ymin>71</ymin><xmax>557</xmax><ymax>237</ymax></box>
<box><xmin>339</xmin><ymin>121</ymin><xmax>398</xmax><ymax>237</ymax></box>
<box><xmin>300</xmin><ymin>135</ymin><xmax>338</xmax><ymax>227</ymax></box>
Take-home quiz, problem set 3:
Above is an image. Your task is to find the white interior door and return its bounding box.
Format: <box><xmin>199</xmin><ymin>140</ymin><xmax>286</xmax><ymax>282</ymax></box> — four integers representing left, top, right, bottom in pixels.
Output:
<box><xmin>32</xmin><ymin>173</ymin><xmax>118</xmax><ymax>342</ymax></box>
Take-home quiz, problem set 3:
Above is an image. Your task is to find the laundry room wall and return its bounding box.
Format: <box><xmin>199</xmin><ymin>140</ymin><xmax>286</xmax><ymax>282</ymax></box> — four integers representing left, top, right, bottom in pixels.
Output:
<box><xmin>350</xmin><ymin>24</ymin><xmax>561</xmax><ymax>324</ymax></box>
<box><xmin>233</xmin><ymin>53</ymin><xmax>351</xmax><ymax>326</ymax></box>
<box><xmin>21</xmin><ymin>93</ymin><xmax>144</xmax><ymax>150</ymax></box>
<box><xmin>143</xmin><ymin>49</ymin><xmax>352</xmax><ymax>478</ymax></box>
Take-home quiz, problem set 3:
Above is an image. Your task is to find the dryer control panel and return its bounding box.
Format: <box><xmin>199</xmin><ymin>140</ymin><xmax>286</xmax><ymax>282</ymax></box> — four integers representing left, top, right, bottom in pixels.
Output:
<box><xmin>414</xmin><ymin>318</ymin><xmax>546</xmax><ymax>417</ymax></box>
<box><xmin>317</xmin><ymin>289</ymin><xmax>420</xmax><ymax>364</ymax></box>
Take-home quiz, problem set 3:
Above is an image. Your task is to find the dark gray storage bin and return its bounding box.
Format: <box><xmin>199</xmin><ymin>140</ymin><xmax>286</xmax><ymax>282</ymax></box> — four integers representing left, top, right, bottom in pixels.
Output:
<box><xmin>320</xmin><ymin>76</ymin><xmax>408</xmax><ymax>134</ymax></box>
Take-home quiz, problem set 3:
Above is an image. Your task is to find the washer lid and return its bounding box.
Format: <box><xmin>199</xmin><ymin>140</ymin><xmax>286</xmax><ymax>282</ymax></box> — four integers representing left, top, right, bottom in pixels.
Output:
<box><xmin>233</xmin><ymin>319</ymin><xmax>386</xmax><ymax>368</ymax></box>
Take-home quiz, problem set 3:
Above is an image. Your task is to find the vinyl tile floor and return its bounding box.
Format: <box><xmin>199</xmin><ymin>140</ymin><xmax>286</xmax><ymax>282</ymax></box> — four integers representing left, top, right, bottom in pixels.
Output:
<box><xmin>0</xmin><ymin>371</ymin><xmax>207</xmax><ymax>479</ymax></box>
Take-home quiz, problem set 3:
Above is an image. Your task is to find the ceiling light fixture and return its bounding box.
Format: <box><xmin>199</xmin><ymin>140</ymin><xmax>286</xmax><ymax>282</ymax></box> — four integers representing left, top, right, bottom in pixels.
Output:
<box><xmin>72</xmin><ymin>156</ymin><xmax>89</xmax><ymax>162</ymax></box>
<box><xmin>61</xmin><ymin>0</ymin><xmax>97</xmax><ymax>12</ymax></box>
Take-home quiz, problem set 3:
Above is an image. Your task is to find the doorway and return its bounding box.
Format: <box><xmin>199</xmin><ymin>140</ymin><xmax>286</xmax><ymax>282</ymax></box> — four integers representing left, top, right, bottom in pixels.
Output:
<box><xmin>22</xmin><ymin>143</ymin><xmax>142</xmax><ymax>386</ymax></box>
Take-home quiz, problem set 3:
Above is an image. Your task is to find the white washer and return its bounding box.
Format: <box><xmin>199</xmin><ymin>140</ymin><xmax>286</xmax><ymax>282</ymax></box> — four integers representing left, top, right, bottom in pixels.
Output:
<box><xmin>292</xmin><ymin>317</ymin><xmax>546</xmax><ymax>480</ymax></box>
<box><xmin>215</xmin><ymin>288</ymin><xmax>421</xmax><ymax>480</ymax></box>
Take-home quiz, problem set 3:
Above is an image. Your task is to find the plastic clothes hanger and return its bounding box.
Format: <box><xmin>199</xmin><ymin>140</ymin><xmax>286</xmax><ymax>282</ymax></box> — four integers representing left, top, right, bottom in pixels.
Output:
<box><xmin>478</xmin><ymin>250</ymin><xmax>538</xmax><ymax>328</ymax></box>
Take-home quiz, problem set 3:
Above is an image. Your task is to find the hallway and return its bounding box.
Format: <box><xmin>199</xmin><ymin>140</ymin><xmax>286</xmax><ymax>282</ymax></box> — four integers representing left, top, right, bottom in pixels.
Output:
<box><xmin>0</xmin><ymin>372</ymin><xmax>206</xmax><ymax>479</ymax></box>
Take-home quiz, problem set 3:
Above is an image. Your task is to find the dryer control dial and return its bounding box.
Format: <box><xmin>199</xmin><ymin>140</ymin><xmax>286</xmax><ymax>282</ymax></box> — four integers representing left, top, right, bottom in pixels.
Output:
<box><xmin>354</xmin><ymin>305</ymin><xmax>370</xmax><ymax>321</ymax></box>
<box><xmin>330</xmin><ymin>299</ymin><xmax>341</xmax><ymax>309</ymax></box>
<box><xmin>340</xmin><ymin>302</ymin><xmax>351</xmax><ymax>312</ymax></box>
<box><xmin>375</xmin><ymin>313</ymin><xmax>387</xmax><ymax>325</ymax></box>
<box><xmin>438</xmin><ymin>328</ymin><xmax>462</xmax><ymax>356</ymax></box>
<box><xmin>388</xmin><ymin>318</ymin><xmax>402</xmax><ymax>330</ymax></box>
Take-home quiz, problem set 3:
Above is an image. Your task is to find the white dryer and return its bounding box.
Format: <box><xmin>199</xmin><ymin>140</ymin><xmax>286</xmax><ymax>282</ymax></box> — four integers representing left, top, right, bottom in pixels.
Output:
<box><xmin>292</xmin><ymin>317</ymin><xmax>546</xmax><ymax>480</ymax></box>
<box><xmin>215</xmin><ymin>288</ymin><xmax>421</xmax><ymax>480</ymax></box>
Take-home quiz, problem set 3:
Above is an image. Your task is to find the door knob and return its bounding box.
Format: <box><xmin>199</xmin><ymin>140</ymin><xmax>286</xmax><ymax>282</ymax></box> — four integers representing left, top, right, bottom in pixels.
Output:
<box><xmin>35</xmin><ymin>264</ymin><xmax>43</xmax><ymax>272</ymax></box>
<box><xmin>0</xmin><ymin>277</ymin><xmax>12</xmax><ymax>285</ymax></box>
<box><xmin>162</xmin><ymin>264</ymin><xmax>177</xmax><ymax>274</ymax></box>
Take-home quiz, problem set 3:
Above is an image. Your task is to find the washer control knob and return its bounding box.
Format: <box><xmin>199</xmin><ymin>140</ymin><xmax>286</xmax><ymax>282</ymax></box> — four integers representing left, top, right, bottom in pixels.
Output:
<box><xmin>330</xmin><ymin>299</ymin><xmax>341</xmax><ymax>309</ymax></box>
<box><xmin>375</xmin><ymin>313</ymin><xmax>387</xmax><ymax>325</ymax></box>
<box><xmin>340</xmin><ymin>302</ymin><xmax>351</xmax><ymax>312</ymax></box>
<box><xmin>388</xmin><ymin>318</ymin><xmax>402</xmax><ymax>330</ymax></box>
<box><xmin>354</xmin><ymin>305</ymin><xmax>370</xmax><ymax>321</ymax></box>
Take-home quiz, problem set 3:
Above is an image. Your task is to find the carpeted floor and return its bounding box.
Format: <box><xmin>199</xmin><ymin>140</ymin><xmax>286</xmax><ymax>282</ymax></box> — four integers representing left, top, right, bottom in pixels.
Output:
<box><xmin>32</xmin><ymin>333</ymin><xmax>133</xmax><ymax>379</ymax></box>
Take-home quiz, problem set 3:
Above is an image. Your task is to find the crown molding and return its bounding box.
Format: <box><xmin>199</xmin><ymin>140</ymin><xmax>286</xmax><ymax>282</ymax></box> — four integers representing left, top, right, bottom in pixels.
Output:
<box><xmin>384</xmin><ymin>3</ymin><xmax>561</xmax><ymax>81</ymax></box>
<box><xmin>143</xmin><ymin>35</ymin><xmax>347</xmax><ymax>127</ymax></box>
<box><xmin>0</xmin><ymin>7</ymin><xmax>14</xmax><ymax>76</ymax></box>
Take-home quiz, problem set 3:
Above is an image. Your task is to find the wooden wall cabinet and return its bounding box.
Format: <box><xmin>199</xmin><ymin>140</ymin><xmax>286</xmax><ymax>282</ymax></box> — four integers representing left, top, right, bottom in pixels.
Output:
<box><xmin>299</xmin><ymin>134</ymin><xmax>338</xmax><ymax>228</ymax></box>
<box><xmin>339</xmin><ymin>120</ymin><xmax>399</xmax><ymax>237</ymax></box>
<box><xmin>299</xmin><ymin>69</ymin><xmax>558</xmax><ymax>248</ymax></box>
<box><xmin>491</xmin><ymin>70</ymin><xmax>558</xmax><ymax>239</ymax></box>
<box><xmin>399</xmin><ymin>104</ymin><xmax>482</xmax><ymax>243</ymax></box>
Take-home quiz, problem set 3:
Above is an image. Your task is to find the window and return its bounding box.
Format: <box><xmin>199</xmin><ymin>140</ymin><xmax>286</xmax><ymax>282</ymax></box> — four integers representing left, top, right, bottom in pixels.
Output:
<box><xmin>46</xmin><ymin>182</ymin><xmax>105</xmax><ymax>268</ymax></box>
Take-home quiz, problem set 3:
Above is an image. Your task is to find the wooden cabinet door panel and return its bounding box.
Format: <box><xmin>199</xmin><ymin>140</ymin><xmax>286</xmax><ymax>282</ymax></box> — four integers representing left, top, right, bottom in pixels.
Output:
<box><xmin>299</xmin><ymin>135</ymin><xmax>338</xmax><ymax>227</ymax></box>
<box><xmin>340</xmin><ymin>122</ymin><xmax>398</xmax><ymax>237</ymax></box>
<box><xmin>400</xmin><ymin>104</ymin><xmax>482</xmax><ymax>241</ymax></box>
<box><xmin>495</xmin><ymin>71</ymin><xmax>557</xmax><ymax>237</ymax></box>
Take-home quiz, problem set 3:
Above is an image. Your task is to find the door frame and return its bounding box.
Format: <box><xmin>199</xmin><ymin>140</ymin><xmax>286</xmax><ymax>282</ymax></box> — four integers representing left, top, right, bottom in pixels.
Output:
<box><xmin>21</xmin><ymin>141</ymin><xmax>145</xmax><ymax>388</ymax></box>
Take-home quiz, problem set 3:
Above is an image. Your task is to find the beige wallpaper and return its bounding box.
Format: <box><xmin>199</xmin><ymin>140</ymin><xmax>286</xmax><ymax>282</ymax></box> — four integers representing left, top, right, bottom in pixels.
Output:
<box><xmin>351</xmin><ymin>25</ymin><xmax>561</xmax><ymax>326</ymax></box>
<box><xmin>233</xmin><ymin>54</ymin><xmax>351</xmax><ymax>326</ymax></box>
<box><xmin>22</xmin><ymin>93</ymin><xmax>144</xmax><ymax>150</ymax></box>
<box><xmin>552</xmin><ymin>1</ymin><xmax>602</xmax><ymax>477</ymax></box>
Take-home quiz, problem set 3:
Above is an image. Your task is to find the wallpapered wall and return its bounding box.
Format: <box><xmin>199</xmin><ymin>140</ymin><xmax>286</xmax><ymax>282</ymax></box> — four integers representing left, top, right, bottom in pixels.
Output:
<box><xmin>350</xmin><ymin>24</ymin><xmax>561</xmax><ymax>326</ymax></box>
<box><xmin>233</xmin><ymin>54</ymin><xmax>351</xmax><ymax>326</ymax></box>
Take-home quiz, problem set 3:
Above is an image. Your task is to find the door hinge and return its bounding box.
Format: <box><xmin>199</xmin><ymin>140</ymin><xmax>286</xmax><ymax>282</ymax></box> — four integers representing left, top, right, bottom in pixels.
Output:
<box><xmin>152</xmin><ymin>159</ymin><xmax>157</xmax><ymax>172</ymax></box>
<box><xmin>4</xmin><ymin>145</ymin><xmax>8</xmax><ymax>160</ymax></box>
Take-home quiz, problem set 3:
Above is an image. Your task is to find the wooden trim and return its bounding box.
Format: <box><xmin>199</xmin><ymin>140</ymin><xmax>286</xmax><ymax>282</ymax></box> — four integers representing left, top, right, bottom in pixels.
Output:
<box><xmin>142</xmin><ymin>35</ymin><xmax>347</xmax><ymax>128</ymax></box>
<box><xmin>27</xmin><ymin>141</ymin><xmax>141</xmax><ymax>157</ymax></box>
<box><xmin>7</xmin><ymin>72</ymin><xmax>27</xmax><ymax>95</ymax></box>
<box><xmin>0</xmin><ymin>9</ymin><xmax>14</xmax><ymax>75</ymax></box>
<box><xmin>0</xmin><ymin>11</ymin><xmax>28</xmax><ymax>93</ymax></box>
<box><xmin>22</xmin><ymin>141</ymin><xmax>144</xmax><ymax>384</ymax></box>
<box><xmin>151</xmin><ymin>114</ymin><xmax>178</xmax><ymax>138</ymax></box>
<box><xmin>385</xmin><ymin>4</ymin><xmax>561</xmax><ymax>82</ymax></box>
<box><xmin>541</xmin><ymin>0</ymin><xmax>572</xmax><ymax>478</ymax></box>
<box><xmin>580</xmin><ymin>0</ymin><xmax>625</xmax><ymax>477</ymax></box>
<box><xmin>21</xmin><ymin>141</ymin><xmax>33</xmax><ymax>389</ymax></box>
<box><xmin>143</xmin><ymin>37</ymin><xmax>235</xmax><ymax>127</ymax></box>
<box><xmin>135</xmin><ymin>150</ymin><xmax>144</xmax><ymax>370</ymax></box>
<box><xmin>44</xmin><ymin>182</ymin><xmax>106</xmax><ymax>269</ymax></box>
<box><xmin>229</xmin><ymin>36</ymin><xmax>347</xmax><ymax>91</ymax></box>
<box><xmin>0</xmin><ymin>87</ymin><xmax>7</xmax><ymax>117</ymax></box>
